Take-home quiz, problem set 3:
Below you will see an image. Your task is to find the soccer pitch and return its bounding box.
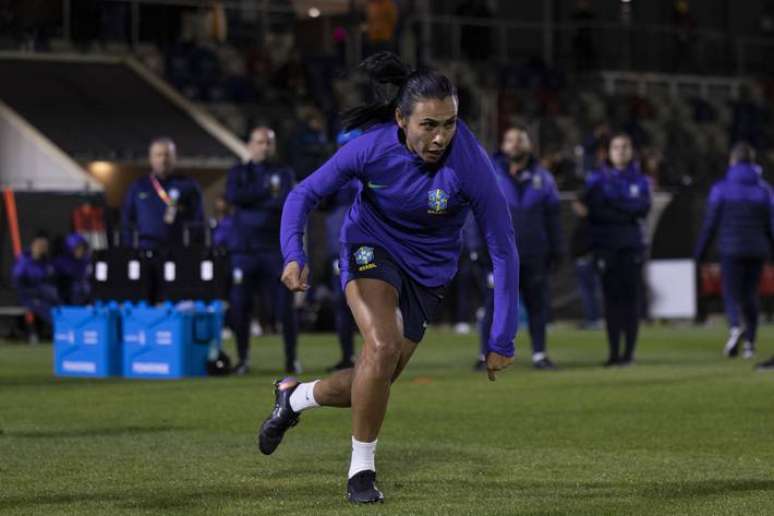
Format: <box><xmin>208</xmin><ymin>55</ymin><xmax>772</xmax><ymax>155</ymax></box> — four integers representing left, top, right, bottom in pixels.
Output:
<box><xmin>1</xmin><ymin>325</ymin><xmax>773</xmax><ymax>515</ymax></box>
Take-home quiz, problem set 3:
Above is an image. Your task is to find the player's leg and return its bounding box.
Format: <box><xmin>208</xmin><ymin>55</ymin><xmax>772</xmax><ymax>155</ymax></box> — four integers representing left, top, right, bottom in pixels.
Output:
<box><xmin>229</xmin><ymin>254</ymin><xmax>255</xmax><ymax>373</ymax></box>
<box><xmin>740</xmin><ymin>258</ymin><xmax>764</xmax><ymax>358</ymax></box>
<box><xmin>520</xmin><ymin>259</ymin><xmax>553</xmax><ymax>369</ymax></box>
<box><xmin>598</xmin><ymin>252</ymin><xmax>623</xmax><ymax>365</ymax></box>
<box><xmin>621</xmin><ymin>251</ymin><xmax>643</xmax><ymax>364</ymax></box>
<box><xmin>720</xmin><ymin>256</ymin><xmax>743</xmax><ymax>356</ymax></box>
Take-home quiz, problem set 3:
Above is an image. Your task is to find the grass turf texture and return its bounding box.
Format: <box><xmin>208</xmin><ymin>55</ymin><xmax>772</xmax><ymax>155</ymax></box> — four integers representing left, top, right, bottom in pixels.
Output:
<box><xmin>1</xmin><ymin>325</ymin><xmax>773</xmax><ymax>515</ymax></box>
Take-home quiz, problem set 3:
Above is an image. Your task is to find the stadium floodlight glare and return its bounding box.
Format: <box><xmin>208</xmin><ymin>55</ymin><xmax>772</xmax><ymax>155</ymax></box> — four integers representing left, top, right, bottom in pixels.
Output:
<box><xmin>309</xmin><ymin>7</ymin><xmax>321</xmax><ymax>18</ymax></box>
<box><xmin>620</xmin><ymin>0</ymin><xmax>631</xmax><ymax>3</ymax></box>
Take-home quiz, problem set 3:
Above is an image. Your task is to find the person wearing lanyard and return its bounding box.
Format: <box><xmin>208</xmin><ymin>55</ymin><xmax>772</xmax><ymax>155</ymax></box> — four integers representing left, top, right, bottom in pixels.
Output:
<box><xmin>121</xmin><ymin>137</ymin><xmax>204</xmax><ymax>302</ymax></box>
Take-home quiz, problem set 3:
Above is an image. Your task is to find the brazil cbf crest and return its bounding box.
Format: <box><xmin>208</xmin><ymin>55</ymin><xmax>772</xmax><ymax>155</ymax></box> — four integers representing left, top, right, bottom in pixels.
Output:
<box><xmin>354</xmin><ymin>246</ymin><xmax>377</xmax><ymax>272</ymax></box>
<box><xmin>427</xmin><ymin>188</ymin><xmax>449</xmax><ymax>214</ymax></box>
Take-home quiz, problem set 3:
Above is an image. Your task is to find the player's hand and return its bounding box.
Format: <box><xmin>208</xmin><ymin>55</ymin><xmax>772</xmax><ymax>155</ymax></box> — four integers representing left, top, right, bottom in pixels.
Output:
<box><xmin>281</xmin><ymin>261</ymin><xmax>310</xmax><ymax>292</ymax></box>
<box><xmin>485</xmin><ymin>352</ymin><xmax>513</xmax><ymax>381</ymax></box>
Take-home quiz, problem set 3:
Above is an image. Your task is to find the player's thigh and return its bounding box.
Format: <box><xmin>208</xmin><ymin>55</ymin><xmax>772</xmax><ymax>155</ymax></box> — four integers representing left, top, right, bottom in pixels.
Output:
<box><xmin>345</xmin><ymin>278</ymin><xmax>403</xmax><ymax>345</ymax></box>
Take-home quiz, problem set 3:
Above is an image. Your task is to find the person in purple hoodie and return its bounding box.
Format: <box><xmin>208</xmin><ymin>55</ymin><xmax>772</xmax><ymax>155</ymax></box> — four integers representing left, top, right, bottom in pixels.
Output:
<box><xmin>12</xmin><ymin>232</ymin><xmax>61</xmax><ymax>326</ymax></box>
<box><xmin>583</xmin><ymin>133</ymin><xmax>651</xmax><ymax>367</ymax></box>
<box><xmin>257</xmin><ymin>52</ymin><xmax>519</xmax><ymax>504</ymax></box>
<box><xmin>695</xmin><ymin>142</ymin><xmax>774</xmax><ymax>361</ymax></box>
<box><xmin>52</xmin><ymin>233</ymin><xmax>92</xmax><ymax>305</ymax></box>
<box><xmin>479</xmin><ymin>125</ymin><xmax>564</xmax><ymax>370</ymax></box>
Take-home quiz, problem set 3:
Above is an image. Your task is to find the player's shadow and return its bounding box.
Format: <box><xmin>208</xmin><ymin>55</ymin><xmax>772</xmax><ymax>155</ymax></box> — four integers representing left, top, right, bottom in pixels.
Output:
<box><xmin>1</xmin><ymin>425</ymin><xmax>185</xmax><ymax>439</ymax></box>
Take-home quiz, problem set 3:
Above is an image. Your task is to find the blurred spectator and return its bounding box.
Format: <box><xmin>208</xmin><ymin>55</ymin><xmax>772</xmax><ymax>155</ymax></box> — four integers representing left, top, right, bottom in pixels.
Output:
<box><xmin>571</xmin><ymin>0</ymin><xmax>597</xmax><ymax>72</ymax></box>
<box><xmin>121</xmin><ymin>137</ymin><xmax>205</xmax><ymax>250</ymax></box>
<box><xmin>455</xmin><ymin>0</ymin><xmax>493</xmax><ymax>62</ymax></box>
<box><xmin>365</xmin><ymin>0</ymin><xmax>398</xmax><ymax>55</ymax></box>
<box><xmin>12</xmin><ymin>232</ymin><xmax>60</xmax><ymax>327</ymax></box>
<box><xmin>582</xmin><ymin>121</ymin><xmax>611</xmax><ymax>171</ymax></box>
<box><xmin>672</xmin><ymin>0</ymin><xmax>696</xmax><ymax>72</ymax></box>
<box><xmin>570</xmin><ymin>199</ymin><xmax>601</xmax><ymax>329</ymax></box>
<box><xmin>287</xmin><ymin>106</ymin><xmax>330</xmax><ymax>180</ymax></box>
<box><xmin>731</xmin><ymin>85</ymin><xmax>764</xmax><ymax>150</ymax></box>
<box><xmin>53</xmin><ymin>233</ymin><xmax>91</xmax><ymax>305</ymax></box>
<box><xmin>210</xmin><ymin>194</ymin><xmax>233</xmax><ymax>250</ymax></box>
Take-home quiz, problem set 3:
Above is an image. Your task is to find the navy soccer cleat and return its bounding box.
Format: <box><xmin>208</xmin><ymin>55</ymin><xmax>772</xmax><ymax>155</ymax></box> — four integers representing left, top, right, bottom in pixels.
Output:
<box><xmin>347</xmin><ymin>470</ymin><xmax>384</xmax><ymax>504</ymax></box>
<box><xmin>258</xmin><ymin>378</ymin><xmax>300</xmax><ymax>455</ymax></box>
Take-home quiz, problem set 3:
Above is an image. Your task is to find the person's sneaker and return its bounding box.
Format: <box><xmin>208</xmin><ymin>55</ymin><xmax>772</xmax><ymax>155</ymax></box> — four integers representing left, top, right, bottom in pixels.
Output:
<box><xmin>618</xmin><ymin>358</ymin><xmax>635</xmax><ymax>368</ymax></box>
<box><xmin>603</xmin><ymin>358</ymin><xmax>619</xmax><ymax>368</ymax></box>
<box><xmin>724</xmin><ymin>327</ymin><xmax>743</xmax><ymax>357</ymax></box>
<box><xmin>233</xmin><ymin>361</ymin><xmax>250</xmax><ymax>375</ymax></box>
<box><xmin>346</xmin><ymin>470</ymin><xmax>384</xmax><ymax>504</ymax></box>
<box><xmin>326</xmin><ymin>359</ymin><xmax>355</xmax><ymax>372</ymax></box>
<box><xmin>742</xmin><ymin>341</ymin><xmax>755</xmax><ymax>359</ymax></box>
<box><xmin>473</xmin><ymin>359</ymin><xmax>487</xmax><ymax>371</ymax></box>
<box><xmin>285</xmin><ymin>360</ymin><xmax>302</xmax><ymax>375</ymax></box>
<box><xmin>258</xmin><ymin>378</ymin><xmax>300</xmax><ymax>455</ymax></box>
<box><xmin>756</xmin><ymin>356</ymin><xmax>774</xmax><ymax>371</ymax></box>
<box><xmin>533</xmin><ymin>357</ymin><xmax>557</xmax><ymax>370</ymax></box>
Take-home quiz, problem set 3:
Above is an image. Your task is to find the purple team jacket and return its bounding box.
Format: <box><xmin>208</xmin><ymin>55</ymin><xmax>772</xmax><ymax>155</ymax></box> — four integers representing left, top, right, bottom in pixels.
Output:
<box><xmin>281</xmin><ymin>121</ymin><xmax>519</xmax><ymax>357</ymax></box>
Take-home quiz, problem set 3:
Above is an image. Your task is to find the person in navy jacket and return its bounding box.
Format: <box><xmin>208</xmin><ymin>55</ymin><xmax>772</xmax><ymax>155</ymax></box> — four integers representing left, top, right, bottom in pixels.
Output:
<box><xmin>53</xmin><ymin>233</ymin><xmax>91</xmax><ymax>305</ymax></box>
<box><xmin>225</xmin><ymin>126</ymin><xmax>299</xmax><ymax>375</ymax></box>
<box><xmin>695</xmin><ymin>142</ymin><xmax>774</xmax><ymax>360</ymax></box>
<box><xmin>12</xmin><ymin>233</ymin><xmax>61</xmax><ymax>326</ymax></box>
<box><xmin>121</xmin><ymin>137</ymin><xmax>204</xmax><ymax>250</ymax></box>
<box><xmin>583</xmin><ymin>133</ymin><xmax>651</xmax><ymax>367</ymax></box>
<box><xmin>479</xmin><ymin>125</ymin><xmax>564</xmax><ymax>370</ymax></box>
<box><xmin>319</xmin><ymin>129</ymin><xmax>363</xmax><ymax>372</ymax></box>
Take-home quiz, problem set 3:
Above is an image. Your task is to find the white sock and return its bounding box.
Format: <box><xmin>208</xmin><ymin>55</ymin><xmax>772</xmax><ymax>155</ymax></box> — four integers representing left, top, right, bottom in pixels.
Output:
<box><xmin>348</xmin><ymin>437</ymin><xmax>377</xmax><ymax>479</ymax></box>
<box><xmin>289</xmin><ymin>380</ymin><xmax>320</xmax><ymax>413</ymax></box>
<box><xmin>532</xmin><ymin>352</ymin><xmax>546</xmax><ymax>363</ymax></box>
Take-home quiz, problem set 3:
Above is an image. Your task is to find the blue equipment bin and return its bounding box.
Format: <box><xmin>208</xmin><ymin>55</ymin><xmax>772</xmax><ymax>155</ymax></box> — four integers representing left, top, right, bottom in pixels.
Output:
<box><xmin>122</xmin><ymin>301</ymin><xmax>224</xmax><ymax>379</ymax></box>
<box><xmin>53</xmin><ymin>304</ymin><xmax>122</xmax><ymax>378</ymax></box>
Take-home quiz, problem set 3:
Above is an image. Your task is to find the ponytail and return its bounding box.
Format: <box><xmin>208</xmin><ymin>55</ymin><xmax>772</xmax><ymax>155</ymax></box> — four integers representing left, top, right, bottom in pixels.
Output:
<box><xmin>342</xmin><ymin>52</ymin><xmax>457</xmax><ymax>132</ymax></box>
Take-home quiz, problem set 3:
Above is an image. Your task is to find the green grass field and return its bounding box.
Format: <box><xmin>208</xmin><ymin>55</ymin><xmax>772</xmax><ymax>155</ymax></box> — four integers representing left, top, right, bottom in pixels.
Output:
<box><xmin>1</xmin><ymin>324</ymin><xmax>773</xmax><ymax>515</ymax></box>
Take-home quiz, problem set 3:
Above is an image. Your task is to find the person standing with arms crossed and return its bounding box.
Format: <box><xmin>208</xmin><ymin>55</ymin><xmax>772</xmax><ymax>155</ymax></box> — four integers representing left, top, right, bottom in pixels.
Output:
<box><xmin>226</xmin><ymin>127</ymin><xmax>299</xmax><ymax>375</ymax></box>
<box><xmin>256</xmin><ymin>52</ymin><xmax>520</xmax><ymax>503</ymax></box>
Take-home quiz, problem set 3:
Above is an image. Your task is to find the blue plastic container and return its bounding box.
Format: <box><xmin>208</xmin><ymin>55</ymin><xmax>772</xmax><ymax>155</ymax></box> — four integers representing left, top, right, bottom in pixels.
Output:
<box><xmin>53</xmin><ymin>304</ymin><xmax>122</xmax><ymax>378</ymax></box>
<box><xmin>122</xmin><ymin>301</ymin><xmax>224</xmax><ymax>379</ymax></box>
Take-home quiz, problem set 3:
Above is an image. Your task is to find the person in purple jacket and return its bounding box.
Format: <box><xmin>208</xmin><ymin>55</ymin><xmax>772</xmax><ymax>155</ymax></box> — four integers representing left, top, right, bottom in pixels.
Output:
<box><xmin>695</xmin><ymin>142</ymin><xmax>774</xmax><ymax>361</ymax></box>
<box><xmin>52</xmin><ymin>233</ymin><xmax>91</xmax><ymax>305</ymax></box>
<box><xmin>583</xmin><ymin>133</ymin><xmax>651</xmax><ymax>367</ymax></box>
<box><xmin>257</xmin><ymin>52</ymin><xmax>519</xmax><ymax>504</ymax></box>
<box><xmin>12</xmin><ymin>232</ymin><xmax>61</xmax><ymax>326</ymax></box>
<box><xmin>479</xmin><ymin>125</ymin><xmax>564</xmax><ymax>370</ymax></box>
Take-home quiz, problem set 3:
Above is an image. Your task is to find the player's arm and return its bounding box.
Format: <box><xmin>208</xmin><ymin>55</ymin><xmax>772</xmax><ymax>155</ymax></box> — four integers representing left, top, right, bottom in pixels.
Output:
<box><xmin>280</xmin><ymin>142</ymin><xmax>362</xmax><ymax>291</ymax></box>
<box><xmin>461</xmin><ymin>147</ymin><xmax>519</xmax><ymax>380</ymax></box>
<box><xmin>611</xmin><ymin>175</ymin><xmax>652</xmax><ymax>218</ymax></box>
<box><xmin>694</xmin><ymin>184</ymin><xmax>723</xmax><ymax>262</ymax></box>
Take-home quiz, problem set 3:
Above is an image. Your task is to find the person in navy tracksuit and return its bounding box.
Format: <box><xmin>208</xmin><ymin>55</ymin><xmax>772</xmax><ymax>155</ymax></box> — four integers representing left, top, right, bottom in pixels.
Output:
<box><xmin>53</xmin><ymin>233</ymin><xmax>91</xmax><ymax>305</ymax></box>
<box><xmin>121</xmin><ymin>138</ymin><xmax>204</xmax><ymax>250</ymax></box>
<box><xmin>319</xmin><ymin>130</ymin><xmax>363</xmax><ymax>372</ymax></box>
<box><xmin>12</xmin><ymin>233</ymin><xmax>61</xmax><ymax>327</ymax></box>
<box><xmin>226</xmin><ymin>126</ymin><xmax>299</xmax><ymax>375</ymax></box>
<box><xmin>695</xmin><ymin>142</ymin><xmax>774</xmax><ymax>360</ymax></box>
<box><xmin>583</xmin><ymin>133</ymin><xmax>651</xmax><ymax>367</ymax></box>
<box><xmin>480</xmin><ymin>125</ymin><xmax>564</xmax><ymax>369</ymax></box>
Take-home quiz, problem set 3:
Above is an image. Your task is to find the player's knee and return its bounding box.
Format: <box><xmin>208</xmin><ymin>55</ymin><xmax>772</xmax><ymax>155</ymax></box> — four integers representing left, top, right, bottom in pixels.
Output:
<box><xmin>363</xmin><ymin>337</ymin><xmax>401</xmax><ymax>377</ymax></box>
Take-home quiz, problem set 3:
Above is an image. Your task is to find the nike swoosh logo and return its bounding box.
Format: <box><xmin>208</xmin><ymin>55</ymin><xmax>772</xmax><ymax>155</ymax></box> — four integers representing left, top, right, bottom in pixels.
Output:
<box><xmin>367</xmin><ymin>182</ymin><xmax>388</xmax><ymax>190</ymax></box>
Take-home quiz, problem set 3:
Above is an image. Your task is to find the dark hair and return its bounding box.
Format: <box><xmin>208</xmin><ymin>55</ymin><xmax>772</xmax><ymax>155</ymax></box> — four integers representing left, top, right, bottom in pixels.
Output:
<box><xmin>342</xmin><ymin>52</ymin><xmax>457</xmax><ymax>131</ymax></box>
<box><xmin>730</xmin><ymin>141</ymin><xmax>756</xmax><ymax>163</ymax></box>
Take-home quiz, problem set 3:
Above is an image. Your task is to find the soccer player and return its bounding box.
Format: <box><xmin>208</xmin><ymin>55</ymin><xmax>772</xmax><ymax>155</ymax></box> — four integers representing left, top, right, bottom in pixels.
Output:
<box><xmin>258</xmin><ymin>52</ymin><xmax>519</xmax><ymax>504</ymax></box>
<box><xmin>225</xmin><ymin>127</ymin><xmax>299</xmax><ymax>375</ymax></box>
<box><xmin>695</xmin><ymin>142</ymin><xmax>774</xmax><ymax>359</ymax></box>
<box><xmin>479</xmin><ymin>125</ymin><xmax>564</xmax><ymax>370</ymax></box>
<box><xmin>583</xmin><ymin>133</ymin><xmax>651</xmax><ymax>367</ymax></box>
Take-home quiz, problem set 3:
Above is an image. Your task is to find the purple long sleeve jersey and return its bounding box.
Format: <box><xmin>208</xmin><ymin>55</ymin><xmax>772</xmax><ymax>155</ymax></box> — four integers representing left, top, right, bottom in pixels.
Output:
<box><xmin>281</xmin><ymin>121</ymin><xmax>519</xmax><ymax>356</ymax></box>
